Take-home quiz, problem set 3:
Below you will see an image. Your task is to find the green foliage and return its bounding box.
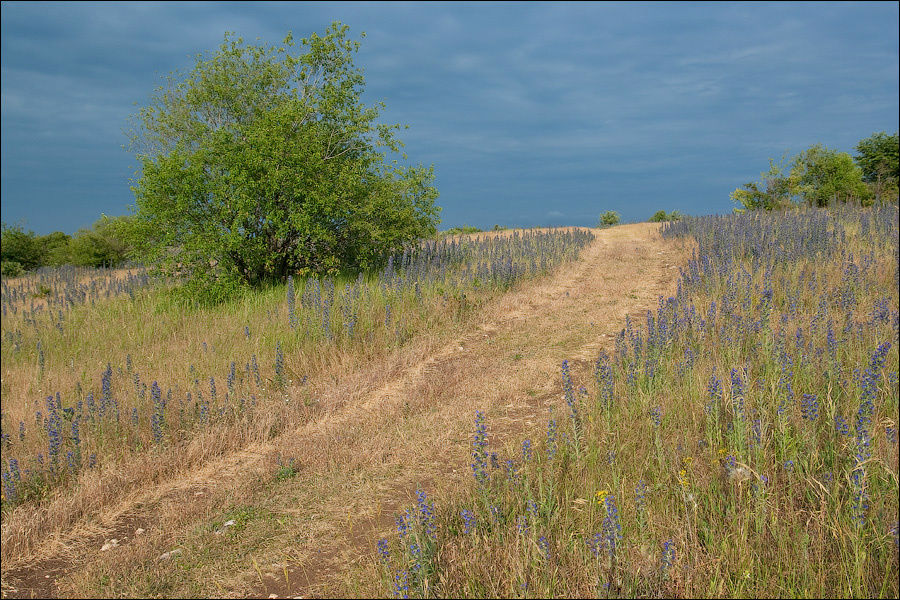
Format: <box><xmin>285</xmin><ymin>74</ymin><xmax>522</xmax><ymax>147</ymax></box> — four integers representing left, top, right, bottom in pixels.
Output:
<box><xmin>855</xmin><ymin>131</ymin><xmax>899</xmax><ymax>204</ymax></box>
<box><xmin>791</xmin><ymin>144</ymin><xmax>870</xmax><ymax>207</ymax></box>
<box><xmin>38</xmin><ymin>231</ymin><xmax>73</xmax><ymax>267</ymax></box>
<box><xmin>1</xmin><ymin>260</ymin><xmax>24</xmax><ymax>278</ymax></box>
<box><xmin>1</xmin><ymin>223</ymin><xmax>43</xmax><ymax>271</ymax></box>
<box><xmin>68</xmin><ymin>215</ymin><xmax>132</xmax><ymax>268</ymax></box>
<box><xmin>0</xmin><ymin>217</ymin><xmax>132</xmax><ymax>275</ymax></box>
<box><xmin>32</xmin><ymin>284</ymin><xmax>52</xmax><ymax>299</ymax></box>
<box><xmin>730</xmin><ymin>156</ymin><xmax>796</xmax><ymax>212</ymax></box>
<box><xmin>648</xmin><ymin>210</ymin><xmax>682</xmax><ymax>222</ymax></box>
<box><xmin>168</xmin><ymin>273</ymin><xmax>248</xmax><ymax>308</ymax></box>
<box><xmin>598</xmin><ymin>210</ymin><xmax>620</xmax><ymax>227</ymax></box>
<box><xmin>274</xmin><ymin>457</ymin><xmax>299</xmax><ymax>481</ymax></box>
<box><xmin>855</xmin><ymin>131</ymin><xmax>899</xmax><ymax>182</ymax></box>
<box><xmin>732</xmin><ymin>139</ymin><xmax>885</xmax><ymax>211</ymax></box>
<box><xmin>492</xmin><ymin>224</ymin><xmax>508</xmax><ymax>231</ymax></box>
<box><xmin>128</xmin><ymin>23</ymin><xmax>440</xmax><ymax>294</ymax></box>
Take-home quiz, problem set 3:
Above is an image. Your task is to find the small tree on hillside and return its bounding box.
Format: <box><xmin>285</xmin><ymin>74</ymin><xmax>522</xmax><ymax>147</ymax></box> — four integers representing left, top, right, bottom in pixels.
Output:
<box><xmin>39</xmin><ymin>231</ymin><xmax>73</xmax><ymax>267</ymax></box>
<box><xmin>68</xmin><ymin>215</ymin><xmax>132</xmax><ymax>268</ymax></box>
<box><xmin>128</xmin><ymin>23</ymin><xmax>440</xmax><ymax>300</ymax></box>
<box><xmin>855</xmin><ymin>131</ymin><xmax>899</xmax><ymax>204</ymax></box>
<box><xmin>598</xmin><ymin>211</ymin><xmax>620</xmax><ymax>227</ymax></box>
<box><xmin>730</xmin><ymin>156</ymin><xmax>796</xmax><ymax>212</ymax></box>
<box><xmin>649</xmin><ymin>210</ymin><xmax>683</xmax><ymax>222</ymax></box>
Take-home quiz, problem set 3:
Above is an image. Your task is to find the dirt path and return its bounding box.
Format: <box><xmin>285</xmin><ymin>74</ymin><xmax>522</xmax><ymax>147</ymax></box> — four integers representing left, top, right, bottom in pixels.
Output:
<box><xmin>1</xmin><ymin>223</ymin><xmax>687</xmax><ymax>599</ymax></box>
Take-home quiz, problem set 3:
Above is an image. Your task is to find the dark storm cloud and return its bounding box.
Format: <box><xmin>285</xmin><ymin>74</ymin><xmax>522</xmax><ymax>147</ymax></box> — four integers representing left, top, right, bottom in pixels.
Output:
<box><xmin>1</xmin><ymin>1</ymin><xmax>897</xmax><ymax>233</ymax></box>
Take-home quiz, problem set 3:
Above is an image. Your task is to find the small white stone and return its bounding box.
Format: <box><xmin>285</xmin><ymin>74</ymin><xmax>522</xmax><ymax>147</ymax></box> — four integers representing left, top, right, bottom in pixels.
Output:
<box><xmin>223</xmin><ymin>519</ymin><xmax>236</xmax><ymax>527</ymax></box>
<box><xmin>100</xmin><ymin>539</ymin><xmax>119</xmax><ymax>551</ymax></box>
<box><xmin>135</xmin><ymin>528</ymin><xmax>145</xmax><ymax>535</ymax></box>
<box><xmin>158</xmin><ymin>548</ymin><xmax>182</xmax><ymax>560</ymax></box>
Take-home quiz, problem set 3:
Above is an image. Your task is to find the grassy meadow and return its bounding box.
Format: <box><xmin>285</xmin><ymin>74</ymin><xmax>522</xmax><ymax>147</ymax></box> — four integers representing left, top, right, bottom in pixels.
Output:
<box><xmin>0</xmin><ymin>207</ymin><xmax>898</xmax><ymax>599</ymax></box>
<box><xmin>362</xmin><ymin>207</ymin><xmax>899</xmax><ymax>598</ymax></box>
<box><xmin>0</xmin><ymin>230</ymin><xmax>592</xmax><ymax>561</ymax></box>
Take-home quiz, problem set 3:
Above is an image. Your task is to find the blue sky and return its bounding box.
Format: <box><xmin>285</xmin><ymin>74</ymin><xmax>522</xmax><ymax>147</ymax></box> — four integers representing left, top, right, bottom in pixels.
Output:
<box><xmin>1</xmin><ymin>1</ymin><xmax>898</xmax><ymax>234</ymax></box>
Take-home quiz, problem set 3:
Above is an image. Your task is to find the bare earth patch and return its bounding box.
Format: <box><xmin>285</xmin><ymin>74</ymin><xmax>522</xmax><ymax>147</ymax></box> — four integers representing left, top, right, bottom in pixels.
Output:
<box><xmin>1</xmin><ymin>223</ymin><xmax>689</xmax><ymax>599</ymax></box>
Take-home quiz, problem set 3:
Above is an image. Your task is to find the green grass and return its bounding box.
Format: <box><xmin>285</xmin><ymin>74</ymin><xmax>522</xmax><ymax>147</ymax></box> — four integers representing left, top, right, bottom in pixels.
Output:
<box><xmin>0</xmin><ymin>230</ymin><xmax>592</xmax><ymax>526</ymax></box>
<box><xmin>371</xmin><ymin>206</ymin><xmax>899</xmax><ymax>598</ymax></box>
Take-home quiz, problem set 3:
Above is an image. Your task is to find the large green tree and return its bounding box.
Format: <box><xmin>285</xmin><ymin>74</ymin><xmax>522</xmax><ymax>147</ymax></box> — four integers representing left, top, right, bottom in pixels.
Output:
<box><xmin>854</xmin><ymin>131</ymin><xmax>899</xmax><ymax>204</ymax></box>
<box><xmin>128</xmin><ymin>23</ymin><xmax>439</xmax><ymax>295</ymax></box>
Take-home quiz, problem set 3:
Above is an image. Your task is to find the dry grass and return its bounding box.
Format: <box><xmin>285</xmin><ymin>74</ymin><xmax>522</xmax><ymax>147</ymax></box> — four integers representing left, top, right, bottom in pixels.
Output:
<box><xmin>1</xmin><ymin>223</ymin><xmax>686</xmax><ymax>598</ymax></box>
<box><xmin>351</xmin><ymin>208</ymin><xmax>899</xmax><ymax>599</ymax></box>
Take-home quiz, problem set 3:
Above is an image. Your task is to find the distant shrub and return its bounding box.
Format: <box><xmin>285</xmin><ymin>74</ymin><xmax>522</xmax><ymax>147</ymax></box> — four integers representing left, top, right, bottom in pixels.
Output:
<box><xmin>68</xmin><ymin>215</ymin><xmax>132</xmax><ymax>269</ymax></box>
<box><xmin>1</xmin><ymin>223</ymin><xmax>42</xmax><ymax>271</ymax></box>
<box><xmin>492</xmin><ymin>224</ymin><xmax>508</xmax><ymax>231</ymax></box>
<box><xmin>1</xmin><ymin>260</ymin><xmax>24</xmax><ymax>278</ymax></box>
<box><xmin>649</xmin><ymin>210</ymin><xmax>682</xmax><ymax>222</ymax></box>
<box><xmin>443</xmin><ymin>225</ymin><xmax>483</xmax><ymax>236</ymax></box>
<box><xmin>0</xmin><ymin>216</ymin><xmax>133</xmax><ymax>274</ymax></box>
<box><xmin>39</xmin><ymin>231</ymin><xmax>73</xmax><ymax>266</ymax></box>
<box><xmin>598</xmin><ymin>211</ymin><xmax>620</xmax><ymax>227</ymax></box>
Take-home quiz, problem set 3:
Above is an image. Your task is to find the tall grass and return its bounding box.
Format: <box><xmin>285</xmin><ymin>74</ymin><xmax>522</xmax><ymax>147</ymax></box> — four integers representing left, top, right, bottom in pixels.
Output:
<box><xmin>372</xmin><ymin>206</ymin><xmax>899</xmax><ymax>598</ymax></box>
<box><xmin>0</xmin><ymin>229</ymin><xmax>593</xmax><ymax>512</ymax></box>
<box><xmin>1</xmin><ymin>264</ymin><xmax>150</xmax><ymax>319</ymax></box>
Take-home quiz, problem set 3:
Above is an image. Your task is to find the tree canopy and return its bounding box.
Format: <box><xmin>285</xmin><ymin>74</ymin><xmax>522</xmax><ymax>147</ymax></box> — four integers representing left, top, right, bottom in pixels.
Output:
<box><xmin>1</xmin><ymin>223</ymin><xmax>43</xmax><ymax>274</ymax></box>
<box><xmin>792</xmin><ymin>144</ymin><xmax>869</xmax><ymax>207</ymax></box>
<box><xmin>67</xmin><ymin>215</ymin><xmax>132</xmax><ymax>268</ymax></box>
<box><xmin>730</xmin><ymin>139</ymin><xmax>882</xmax><ymax>212</ymax></box>
<box><xmin>598</xmin><ymin>211</ymin><xmax>620</xmax><ymax>227</ymax></box>
<box><xmin>729</xmin><ymin>156</ymin><xmax>796</xmax><ymax>212</ymax></box>
<box><xmin>128</xmin><ymin>23</ymin><xmax>440</xmax><ymax>298</ymax></box>
<box><xmin>0</xmin><ymin>216</ymin><xmax>133</xmax><ymax>277</ymax></box>
<box><xmin>855</xmin><ymin>131</ymin><xmax>899</xmax><ymax>204</ymax></box>
<box><xmin>855</xmin><ymin>131</ymin><xmax>899</xmax><ymax>182</ymax></box>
